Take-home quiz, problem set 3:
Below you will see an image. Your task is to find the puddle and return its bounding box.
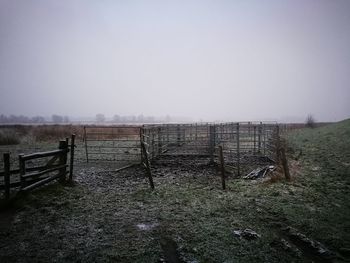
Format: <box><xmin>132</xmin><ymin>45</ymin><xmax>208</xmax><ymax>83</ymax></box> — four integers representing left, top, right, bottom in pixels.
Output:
<box><xmin>136</xmin><ymin>222</ymin><xmax>159</xmax><ymax>231</ymax></box>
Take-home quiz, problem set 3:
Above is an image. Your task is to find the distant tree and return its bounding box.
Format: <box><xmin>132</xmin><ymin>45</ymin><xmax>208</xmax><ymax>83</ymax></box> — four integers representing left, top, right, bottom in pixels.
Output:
<box><xmin>145</xmin><ymin>116</ymin><xmax>155</xmax><ymax>123</ymax></box>
<box><xmin>19</xmin><ymin>115</ymin><xmax>29</xmax><ymax>123</ymax></box>
<box><xmin>0</xmin><ymin>114</ymin><xmax>8</xmax><ymax>123</ymax></box>
<box><xmin>306</xmin><ymin>114</ymin><xmax>316</xmax><ymax>128</ymax></box>
<box><xmin>123</xmin><ymin>116</ymin><xmax>131</xmax><ymax>123</ymax></box>
<box><xmin>137</xmin><ymin>114</ymin><xmax>144</xmax><ymax>123</ymax></box>
<box><xmin>52</xmin><ymin>114</ymin><xmax>63</xmax><ymax>123</ymax></box>
<box><xmin>165</xmin><ymin>115</ymin><xmax>171</xmax><ymax>123</ymax></box>
<box><xmin>96</xmin><ymin>113</ymin><xmax>105</xmax><ymax>123</ymax></box>
<box><xmin>5</xmin><ymin>115</ymin><xmax>30</xmax><ymax>123</ymax></box>
<box><xmin>32</xmin><ymin>116</ymin><xmax>46</xmax><ymax>123</ymax></box>
<box><xmin>113</xmin><ymin>114</ymin><xmax>120</xmax><ymax>123</ymax></box>
<box><xmin>9</xmin><ymin>115</ymin><xmax>17</xmax><ymax>123</ymax></box>
<box><xmin>0</xmin><ymin>114</ymin><xmax>46</xmax><ymax>123</ymax></box>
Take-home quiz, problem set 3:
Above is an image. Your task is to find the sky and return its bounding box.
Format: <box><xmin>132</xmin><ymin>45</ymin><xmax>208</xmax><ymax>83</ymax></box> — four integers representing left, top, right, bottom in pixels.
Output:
<box><xmin>0</xmin><ymin>0</ymin><xmax>349</xmax><ymax>123</ymax></box>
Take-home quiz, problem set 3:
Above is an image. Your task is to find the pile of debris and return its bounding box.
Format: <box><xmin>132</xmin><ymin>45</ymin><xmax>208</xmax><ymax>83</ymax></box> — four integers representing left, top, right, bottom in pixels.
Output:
<box><xmin>243</xmin><ymin>165</ymin><xmax>276</xmax><ymax>179</ymax></box>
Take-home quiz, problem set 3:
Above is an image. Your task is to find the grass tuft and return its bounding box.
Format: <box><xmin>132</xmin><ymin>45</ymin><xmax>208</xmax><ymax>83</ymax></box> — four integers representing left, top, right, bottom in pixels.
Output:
<box><xmin>0</xmin><ymin>129</ymin><xmax>21</xmax><ymax>145</ymax></box>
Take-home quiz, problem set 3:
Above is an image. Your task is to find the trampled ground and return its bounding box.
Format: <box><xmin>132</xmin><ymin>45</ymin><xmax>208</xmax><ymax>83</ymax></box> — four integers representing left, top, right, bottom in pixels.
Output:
<box><xmin>1</xmin><ymin>120</ymin><xmax>350</xmax><ymax>262</ymax></box>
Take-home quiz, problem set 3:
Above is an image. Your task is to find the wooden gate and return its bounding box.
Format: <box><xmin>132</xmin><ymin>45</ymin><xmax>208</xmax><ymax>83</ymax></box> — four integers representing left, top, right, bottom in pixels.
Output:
<box><xmin>1</xmin><ymin>135</ymin><xmax>75</xmax><ymax>200</ymax></box>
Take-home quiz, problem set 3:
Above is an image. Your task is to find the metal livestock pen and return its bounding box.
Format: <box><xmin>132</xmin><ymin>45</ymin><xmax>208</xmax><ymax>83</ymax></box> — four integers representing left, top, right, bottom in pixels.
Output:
<box><xmin>84</xmin><ymin>122</ymin><xmax>280</xmax><ymax>175</ymax></box>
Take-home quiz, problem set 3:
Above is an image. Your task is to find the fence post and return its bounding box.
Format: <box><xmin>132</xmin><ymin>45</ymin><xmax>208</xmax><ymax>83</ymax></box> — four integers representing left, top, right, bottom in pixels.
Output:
<box><xmin>231</xmin><ymin>122</ymin><xmax>235</xmax><ymax>140</ymax></box>
<box><xmin>69</xmin><ymin>134</ymin><xmax>76</xmax><ymax>181</ymax></box>
<box><xmin>84</xmin><ymin>126</ymin><xmax>89</xmax><ymax>163</ymax></box>
<box><xmin>218</xmin><ymin>146</ymin><xmax>226</xmax><ymax>190</ymax></box>
<box><xmin>166</xmin><ymin>124</ymin><xmax>170</xmax><ymax>146</ymax></box>
<box><xmin>263</xmin><ymin>124</ymin><xmax>266</xmax><ymax>155</ymax></box>
<box><xmin>19</xmin><ymin>154</ymin><xmax>26</xmax><ymax>189</ymax></box>
<box><xmin>4</xmin><ymin>153</ymin><xmax>10</xmax><ymax>199</ymax></box>
<box><xmin>158</xmin><ymin>127</ymin><xmax>162</xmax><ymax>155</ymax></box>
<box><xmin>209</xmin><ymin>125</ymin><xmax>216</xmax><ymax>163</ymax></box>
<box><xmin>140</xmin><ymin>127</ymin><xmax>144</xmax><ymax>164</ymax></box>
<box><xmin>182</xmin><ymin>126</ymin><xmax>186</xmax><ymax>143</ymax></box>
<box><xmin>151</xmin><ymin>129</ymin><xmax>155</xmax><ymax>158</ymax></box>
<box><xmin>217</xmin><ymin>124</ymin><xmax>221</xmax><ymax>143</ymax></box>
<box><xmin>280</xmin><ymin>147</ymin><xmax>290</xmax><ymax>181</ymax></box>
<box><xmin>177</xmin><ymin>125</ymin><xmax>181</xmax><ymax>146</ymax></box>
<box><xmin>189</xmin><ymin>124</ymin><xmax>192</xmax><ymax>141</ymax></box>
<box><xmin>275</xmin><ymin>125</ymin><xmax>281</xmax><ymax>164</ymax></box>
<box><xmin>236</xmin><ymin>123</ymin><xmax>240</xmax><ymax>176</ymax></box>
<box><xmin>253</xmin><ymin>125</ymin><xmax>256</xmax><ymax>155</ymax></box>
<box><xmin>147</xmin><ymin>129</ymin><xmax>151</xmax><ymax>157</ymax></box>
<box><xmin>58</xmin><ymin>140</ymin><xmax>68</xmax><ymax>182</ymax></box>
<box><xmin>141</xmin><ymin>142</ymin><xmax>155</xmax><ymax>190</ymax></box>
<box><xmin>258</xmin><ymin>122</ymin><xmax>262</xmax><ymax>153</ymax></box>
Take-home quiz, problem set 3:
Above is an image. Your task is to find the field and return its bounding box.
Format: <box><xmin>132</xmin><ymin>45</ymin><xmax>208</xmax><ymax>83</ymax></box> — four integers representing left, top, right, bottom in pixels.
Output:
<box><xmin>0</xmin><ymin>120</ymin><xmax>350</xmax><ymax>262</ymax></box>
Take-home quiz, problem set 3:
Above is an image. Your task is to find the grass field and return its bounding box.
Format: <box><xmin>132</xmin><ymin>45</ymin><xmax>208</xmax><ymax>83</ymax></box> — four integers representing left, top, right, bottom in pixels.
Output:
<box><xmin>0</xmin><ymin>120</ymin><xmax>350</xmax><ymax>262</ymax></box>
<box><xmin>284</xmin><ymin>119</ymin><xmax>350</xmax><ymax>253</ymax></box>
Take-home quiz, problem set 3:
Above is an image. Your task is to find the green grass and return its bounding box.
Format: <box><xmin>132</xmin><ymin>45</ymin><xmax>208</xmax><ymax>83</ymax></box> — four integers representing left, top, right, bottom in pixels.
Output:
<box><xmin>283</xmin><ymin>119</ymin><xmax>350</xmax><ymax>250</ymax></box>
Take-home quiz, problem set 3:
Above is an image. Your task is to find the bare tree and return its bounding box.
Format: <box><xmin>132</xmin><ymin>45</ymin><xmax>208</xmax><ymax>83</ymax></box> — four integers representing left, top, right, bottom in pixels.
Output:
<box><xmin>63</xmin><ymin>116</ymin><xmax>70</xmax><ymax>123</ymax></box>
<box><xmin>52</xmin><ymin>114</ymin><xmax>63</xmax><ymax>123</ymax></box>
<box><xmin>306</xmin><ymin>114</ymin><xmax>316</xmax><ymax>128</ymax></box>
<box><xmin>137</xmin><ymin>114</ymin><xmax>144</xmax><ymax>123</ymax></box>
<box><xmin>96</xmin><ymin>113</ymin><xmax>105</xmax><ymax>123</ymax></box>
<box><xmin>32</xmin><ymin>116</ymin><xmax>46</xmax><ymax>123</ymax></box>
<box><xmin>113</xmin><ymin>114</ymin><xmax>120</xmax><ymax>123</ymax></box>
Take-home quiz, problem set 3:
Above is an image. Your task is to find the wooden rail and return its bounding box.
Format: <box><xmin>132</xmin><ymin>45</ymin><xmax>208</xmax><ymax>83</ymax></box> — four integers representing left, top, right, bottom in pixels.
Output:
<box><xmin>20</xmin><ymin>149</ymin><xmax>67</xmax><ymax>161</ymax></box>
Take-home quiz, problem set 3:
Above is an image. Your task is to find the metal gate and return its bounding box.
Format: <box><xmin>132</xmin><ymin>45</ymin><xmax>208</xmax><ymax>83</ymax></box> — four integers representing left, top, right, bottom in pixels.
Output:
<box><xmin>83</xmin><ymin>126</ymin><xmax>141</xmax><ymax>163</ymax></box>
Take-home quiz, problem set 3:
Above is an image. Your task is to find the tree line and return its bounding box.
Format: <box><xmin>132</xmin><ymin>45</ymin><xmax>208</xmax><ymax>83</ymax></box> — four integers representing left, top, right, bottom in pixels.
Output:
<box><xmin>0</xmin><ymin>114</ymin><xmax>70</xmax><ymax>124</ymax></box>
<box><xmin>95</xmin><ymin>114</ymin><xmax>171</xmax><ymax>123</ymax></box>
<box><xmin>0</xmin><ymin>114</ymin><xmax>172</xmax><ymax>124</ymax></box>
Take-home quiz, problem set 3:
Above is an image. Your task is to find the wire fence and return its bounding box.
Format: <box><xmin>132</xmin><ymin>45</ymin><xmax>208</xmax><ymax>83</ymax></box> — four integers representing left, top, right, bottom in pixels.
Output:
<box><xmin>83</xmin><ymin>122</ymin><xmax>280</xmax><ymax>175</ymax></box>
<box><xmin>83</xmin><ymin>126</ymin><xmax>141</xmax><ymax>163</ymax></box>
<box><xmin>141</xmin><ymin>122</ymin><xmax>279</xmax><ymax>174</ymax></box>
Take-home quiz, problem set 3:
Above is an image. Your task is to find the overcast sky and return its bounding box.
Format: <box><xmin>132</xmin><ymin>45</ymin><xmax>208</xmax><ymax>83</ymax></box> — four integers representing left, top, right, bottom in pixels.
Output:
<box><xmin>0</xmin><ymin>0</ymin><xmax>349</xmax><ymax>122</ymax></box>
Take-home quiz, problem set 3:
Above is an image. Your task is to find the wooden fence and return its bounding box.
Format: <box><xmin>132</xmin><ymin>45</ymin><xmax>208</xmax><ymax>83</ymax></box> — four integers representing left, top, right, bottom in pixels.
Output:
<box><xmin>0</xmin><ymin>134</ymin><xmax>75</xmax><ymax>200</ymax></box>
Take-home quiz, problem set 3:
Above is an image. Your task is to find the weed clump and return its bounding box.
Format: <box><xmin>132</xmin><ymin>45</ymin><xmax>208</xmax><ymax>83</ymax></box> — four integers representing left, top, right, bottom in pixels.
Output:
<box><xmin>0</xmin><ymin>129</ymin><xmax>21</xmax><ymax>145</ymax></box>
<box><xmin>32</xmin><ymin>125</ymin><xmax>82</xmax><ymax>141</ymax></box>
<box><xmin>305</xmin><ymin>114</ymin><xmax>316</xmax><ymax>128</ymax></box>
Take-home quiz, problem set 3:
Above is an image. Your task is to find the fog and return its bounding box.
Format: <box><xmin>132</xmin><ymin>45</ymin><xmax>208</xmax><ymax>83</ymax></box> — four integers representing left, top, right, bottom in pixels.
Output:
<box><xmin>1</xmin><ymin>0</ymin><xmax>349</xmax><ymax>123</ymax></box>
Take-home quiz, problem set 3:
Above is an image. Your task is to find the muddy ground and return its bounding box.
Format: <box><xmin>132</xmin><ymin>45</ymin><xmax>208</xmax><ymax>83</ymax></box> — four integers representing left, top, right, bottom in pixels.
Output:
<box><xmin>0</xmin><ymin>156</ymin><xmax>225</xmax><ymax>262</ymax></box>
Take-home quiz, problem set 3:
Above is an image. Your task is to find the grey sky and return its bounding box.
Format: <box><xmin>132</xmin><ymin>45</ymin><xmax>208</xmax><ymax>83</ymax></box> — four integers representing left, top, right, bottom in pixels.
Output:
<box><xmin>0</xmin><ymin>0</ymin><xmax>349</xmax><ymax>122</ymax></box>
